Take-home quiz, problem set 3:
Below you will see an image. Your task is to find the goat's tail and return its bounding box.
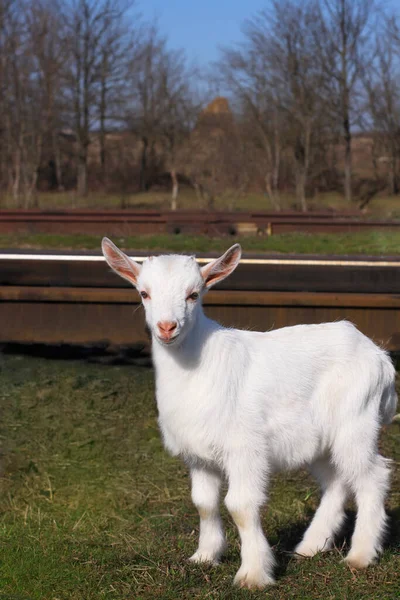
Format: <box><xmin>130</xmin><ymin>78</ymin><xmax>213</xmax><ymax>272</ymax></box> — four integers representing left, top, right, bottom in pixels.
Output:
<box><xmin>379</xmin><ymin>378</ymin><xmax>397</xmax><ymax>425</ymax></box>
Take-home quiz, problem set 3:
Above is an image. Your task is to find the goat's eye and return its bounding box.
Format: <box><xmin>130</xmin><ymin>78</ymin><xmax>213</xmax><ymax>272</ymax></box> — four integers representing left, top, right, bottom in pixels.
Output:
<box><xmin>140</xmin><ymin>291</ymin><xmax>149</xmax><ymax>299</ymax></box>
<box><xmin>188</xmin><ymin>292</ymin><xmax>199</xmax><ymax>301</ymax></box>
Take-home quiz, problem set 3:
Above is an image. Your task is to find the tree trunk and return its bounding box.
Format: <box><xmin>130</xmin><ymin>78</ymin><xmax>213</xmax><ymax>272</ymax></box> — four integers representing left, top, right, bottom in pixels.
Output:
<box><xmin>295</xmin><ymin>168</ymin><xmax>307</xmax><ymax>212</ymax></box>
<box><xmin>272</xmin><ymin>114</ymin><xmax>281</xmax><ymax>207</ymax></box>
<box><xmin>389</xmin><ymin>141</ymin><xmax>398</xmax><ymax>195</ymax></box>
<box><xmin>171</xmin><ymin>169</ymin><xmax>178</xmax><ymax>210</ymax></box>
<box><xmin>52</xmin><ymin>131</ymin><xmax>64</xmax><ymax>191</ymax></box>
<box><xmin>13</xmin><ymin>146</ymin><xmax>21</xmax><ymax>206</ymax></box>
<box><xmin>294</xmin><ymin>133</ymin><xmax>308</xmax><ymax>212</ymax></box>
<box><xmin>262</xmin><ymin>124</ymin><xmax>281</xmax><ymax>211</ymax></box>
<box><xmin>265</xmin><ymin>172</ymin><xmax>281</xmax><ymax>211</ymax></box>
<box><xmin>343</xmin><ymin>119</ymin><xmax>352</xmax><ymax>203</ymax></box>
<box><xmin>193</xmin><ymin>180</ymin><xmax>204</xmax><ymax>206</ymax></box>
<box><xmin>100</xmin><ymin>123</ymin><xmax>106</xmax><ymax>180</ymax></box>
<box><xmin>139</xmin><ymin>137</ymin><xmax>148</xmax><ymax>192</ymax></box>
<box><xmin>99</xmin><ymin>66</ymin><xmax>106</xmax><ymax>186</ymax></box>
<box><xmin>77</xmin><ymin>146</ymin><xmax>88</xmax><ymax>197</ymax></box>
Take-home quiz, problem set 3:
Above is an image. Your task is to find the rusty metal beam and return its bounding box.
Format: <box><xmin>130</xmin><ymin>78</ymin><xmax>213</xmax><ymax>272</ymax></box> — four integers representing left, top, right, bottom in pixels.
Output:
<box><xmin>0</xmin><ymin>208</ymin><xmax>399</xmax><ymax>236</ymax></box>
<box><xmin>2</xmin><ymin>252</ymin><xmax>400</xmax><ymax>351</ymax></box>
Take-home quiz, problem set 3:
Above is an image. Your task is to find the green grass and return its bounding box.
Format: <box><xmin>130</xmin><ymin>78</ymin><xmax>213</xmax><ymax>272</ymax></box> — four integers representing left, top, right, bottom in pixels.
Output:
<box><xmin>3</xmin><ymin>230</ymin><xmax>400</xmax><ymax>255</ymax></box>
<box><xmin>0</xmin><ymin>190</ymin><xmax>337</xmax><ymax>212</ymax></box>
<box><xmin>0</xmin><ymin>353</ymin><xmax>399</xmax><ymax>599</ymax></box>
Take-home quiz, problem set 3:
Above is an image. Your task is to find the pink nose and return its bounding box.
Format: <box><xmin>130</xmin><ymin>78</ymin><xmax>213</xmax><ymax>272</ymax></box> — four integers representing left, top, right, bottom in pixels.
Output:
<box><xmin>157</xmin><ymin>321</ymin><xmax>177</xmax><ymax>337</ymax></box>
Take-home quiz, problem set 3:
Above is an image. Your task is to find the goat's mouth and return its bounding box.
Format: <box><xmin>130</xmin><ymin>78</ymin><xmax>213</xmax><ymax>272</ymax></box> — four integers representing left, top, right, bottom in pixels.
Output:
<box><xmin>155</xmin><ymin>333</ymin><xmax>180</xmax><ymax>346</ymax></box>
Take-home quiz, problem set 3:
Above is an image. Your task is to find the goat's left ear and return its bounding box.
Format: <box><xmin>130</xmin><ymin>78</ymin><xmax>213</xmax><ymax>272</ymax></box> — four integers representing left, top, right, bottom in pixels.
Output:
<box><xmin>201</xmin><ymin>244</ymin><xmax>242</xmax><ymax>289</ymax></box>
<box><xmin>102</xmin><ymin>237</ymin><xmax>142</xmax><ymax>286</ymax></box>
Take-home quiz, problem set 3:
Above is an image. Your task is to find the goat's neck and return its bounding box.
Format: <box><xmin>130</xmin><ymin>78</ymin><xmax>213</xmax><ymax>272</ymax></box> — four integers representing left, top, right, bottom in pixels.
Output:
<box><xmin>151</xmin><ymin>308</ymin><xmax>221</xmax><ymax>372</ymax></box>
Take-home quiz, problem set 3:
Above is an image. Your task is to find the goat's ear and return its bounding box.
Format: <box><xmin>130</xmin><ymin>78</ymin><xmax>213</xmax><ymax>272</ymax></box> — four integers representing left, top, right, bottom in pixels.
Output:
<box><xmin>201</xmin><ymin>244</ymin><xmax>241</xmax><ymax>289</ymax></box>
<box><xmin>101</xmin><ymin>237</ymin><xmax>141</xmax><ymax>286</ymax></box>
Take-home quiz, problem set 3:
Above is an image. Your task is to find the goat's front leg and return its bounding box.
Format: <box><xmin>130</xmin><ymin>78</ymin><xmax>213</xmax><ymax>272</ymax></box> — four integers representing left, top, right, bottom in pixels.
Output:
<box><xmin>225</xmin><ymin>452</ymin><xmax>275</xmax><ymax>588</ymax></box>
<box><xmin>189</xmin><ymin>466</ymin><xmax>226</xmax><ymax>564</ymax></box>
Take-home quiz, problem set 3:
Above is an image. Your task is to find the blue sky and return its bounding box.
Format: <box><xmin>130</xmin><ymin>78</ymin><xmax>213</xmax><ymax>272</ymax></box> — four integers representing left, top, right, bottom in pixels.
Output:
<box><xmin>138</xmin><ymin>0</ymin><xmax>267</xmax><ymax>65</ymax></box>
<box><xmin>138</xmin><ymin>0</ymin><xmax>400</xmax><ymax>67</ymax></box>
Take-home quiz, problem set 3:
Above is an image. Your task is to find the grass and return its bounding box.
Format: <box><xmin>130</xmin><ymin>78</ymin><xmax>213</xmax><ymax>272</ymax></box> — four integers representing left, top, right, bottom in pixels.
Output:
<box><xmin>0</xmin><ymin>352</ymin><xmax>399</xmax><ymax>599</ymax></box>
<box><xmin>2</xmin><ymin>189</ymin><xmax>400</xmax><ymax>216</ymax></box>
<box><xmin>3</xmin><ymin>230</ymin><xmax>400</xmax><ymax>255</ymax></box>
<box><xmin>0</xmin><ymin>190</ymin><xmax>341</xmax><ymax>212</ymax></box>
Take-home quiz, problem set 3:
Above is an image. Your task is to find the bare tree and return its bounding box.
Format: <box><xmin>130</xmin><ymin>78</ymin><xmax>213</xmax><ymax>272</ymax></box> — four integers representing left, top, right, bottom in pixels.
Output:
<box><xmin>218</xmin><ymin>39</ymin><xmax>285</xmax><ymax>209</ymax></box>
<box><xmin>97</xmin><ymin>0</ymin><xmax>135</xmax><ymax>184</ymax></box>
<box><xmin>62</xmin><ymin>0</ymin><xmax>133</xmax><ymax>196</ymax></box>
<box><xmin>249</xmin><ymin>1</ymin><xmax>328</xmax><ymax>210</ymax></box>
<box><xmin>0</xmin><ymin>0</ymin><xmax>53</xmax><ymax>206</ymax></box>
<box><xmin>126</xmin><ymin>25</ymin><xmax>165</xmax><ymax>193</ymax></box>
<box><xmin>312</xmin><ymin>0</ymin><xmax>378</xmax><ymax>203</ymax></box>
<box><xmin>126</xmin><ymin>25</ymin><xmax>199</xmax><ymax>206</ymax></box>
<box><xmin>0</xmin><ymin>0</ymin><xmax>396</xmax><ymax>209</ymax></box>
<box><xmin>364</xmin><ymin>25</ymin><xmax>400</xmax><ymax>196</ymax></box>
<box><xmin>27</xmin><ymin>0</ymin><xmax>66</xmax><ymax>193</ymax></box>
<box><xmin>158</xmin><ymin>55</ymin><xmax>200</xmax><ymax>209</ymax></box>
<box><xmin>179</xmin><ymin>97</ymin><xmax>254</xmax><ymax>210</ymax></box>
<box><xmin>219</xmin><ymin>1</ymin><xmax>331</xmax><ymax>210</ymax></box>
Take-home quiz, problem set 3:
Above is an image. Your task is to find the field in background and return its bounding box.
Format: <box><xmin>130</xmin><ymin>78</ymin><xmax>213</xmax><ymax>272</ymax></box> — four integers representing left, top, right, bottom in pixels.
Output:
<box><xmin>3</xmin><ymin>230</ymin><xmax>400</xmax><ymax>255</ymax></box>
<box><xmin>1</xmin><ymin>189</ymin><xmax>400</xmax><ymax>218</ymax></box>
<box><xmin>0</xmin><ymin>353</ymin><xmax>399</xmax><ymax>599</ymax></box>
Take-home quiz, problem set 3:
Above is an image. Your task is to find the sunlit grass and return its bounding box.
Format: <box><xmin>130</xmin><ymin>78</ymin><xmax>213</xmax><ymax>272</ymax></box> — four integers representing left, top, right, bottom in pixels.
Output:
<box><xmin>1</xmin><ymin>189</ymin><xmax>399</xmax><ymax>215</ymax></box>
<box><xmin>2</xmin><ymin>230</ymin><xmax>400</xmax><ymax>255</ymax></box>
<box><xmin>0</xmin><ymin>353</ymin><xmax>399</xmax><ymax>599</ymax></box>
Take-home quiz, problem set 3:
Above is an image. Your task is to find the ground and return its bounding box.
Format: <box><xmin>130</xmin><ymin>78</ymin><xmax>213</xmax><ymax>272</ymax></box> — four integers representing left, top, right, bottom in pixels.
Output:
<box><xmin>0</xmin><ymin>353</ymin><xmax>399</xmax><ymax>599</ymax></box>
<box><xmin>2</xmin><ymin>189</ymin><xmax>400</xmax><ymax>217</ymax></box>
<box><xmin>3</xmin><ymin>231</ymin><xmax>400</xmax><ymax>255</ymax></box>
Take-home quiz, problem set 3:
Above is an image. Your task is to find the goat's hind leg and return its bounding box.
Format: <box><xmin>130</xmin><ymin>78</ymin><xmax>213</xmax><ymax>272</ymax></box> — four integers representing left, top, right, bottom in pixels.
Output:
<box><xmin>189</xmin><ymin>465</ymin><xmax>226</xmax><ymax>564</ymax></box>
<box><xmin>345</xmin><ymin>454</ymin><xmax>391</xmax><ymax>569</ymax></box>
<box><xmin>295</xmin><ymin>457</ymin><xmax>348</xmax><ymax>558</ymax></box>
<box><xmin>332</xmin><ymin>413</ymin><xmax>391</xmax><ymax>569</ymax></box>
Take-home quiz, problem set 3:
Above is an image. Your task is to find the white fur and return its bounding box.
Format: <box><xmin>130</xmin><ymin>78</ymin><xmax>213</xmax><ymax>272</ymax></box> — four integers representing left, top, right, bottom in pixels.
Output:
<box><xmin>102</xmin><ymin>239</ymin><xmax>398</xmax><ymax>589</ymax></box>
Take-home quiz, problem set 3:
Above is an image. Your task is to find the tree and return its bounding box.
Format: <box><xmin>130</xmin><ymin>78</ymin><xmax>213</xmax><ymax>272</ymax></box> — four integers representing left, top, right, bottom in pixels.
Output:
<box><xmin>27</xmin><ymin>0</ymin><xmax>66</xmax><ymax>192</ymax></box>
<box><xmin>312</xmin><ymin>0</ymin><xmax>378</xmax><ymax>203</ymax></box>
<box><xmin>218</xmin><ymin>31</ymin><xmax>285</xmax><ymax>209</ymax></box>
<box><xmin>219</xmin><ymin>0</ymin><xmax>330</xmax><ymax>210</ymax></box>
<box><xmin>364</xmin><ymin>22</ymin><xmax>400</xmax><ymax>196</ymax></box>
<box><xmin>96</xmin><ymin>0</ymin><xmax>135</xmax><ymax>183</ymax></box>
<box><xmin>0</xmin><ymin>0</ymin><xmax>52</xmax><ymax>206</ymax></box>
<box><xmin>62</xmin><ymin>0</ymin><xmax>133</xmax><ymax>196</ymax></box>
<box><xmin>126</xmin><ymin>25</ymin><xmax>199</xmax><ymax>206</ymax></box>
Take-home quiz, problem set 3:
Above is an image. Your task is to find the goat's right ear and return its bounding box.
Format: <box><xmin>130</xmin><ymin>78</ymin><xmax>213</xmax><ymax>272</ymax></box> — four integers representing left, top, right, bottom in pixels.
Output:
<box><xmin>101</xmin><ymin>237</ymin><xmax>141</xmax><ymax>286</ymax></box>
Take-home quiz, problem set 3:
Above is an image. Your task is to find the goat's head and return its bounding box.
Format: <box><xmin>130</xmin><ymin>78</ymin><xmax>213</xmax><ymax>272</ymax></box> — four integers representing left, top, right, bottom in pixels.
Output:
<box><xmin>101</xmin><ymin>238</ymin><xmax>242</xmax><ymax>347</ymax></box>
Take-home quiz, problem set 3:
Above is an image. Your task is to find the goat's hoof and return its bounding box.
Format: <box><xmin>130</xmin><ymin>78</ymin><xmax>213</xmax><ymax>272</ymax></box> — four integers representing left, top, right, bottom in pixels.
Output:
<box><xmin>294</xmin><ymin>540</ymin><xmax>331</xmax><ymax>558</ymax></box>
<box><xmin>344</xmin><ymin>552</ymin><xmax>375</xmax><ymax>570</ymax></box>
<box><xmin>233</xmin><ymin>568</ymin><xmax>275</xmax><ymax>589</ymax></box>
<box><xmin>293</xmin><ymin>544</ymin><xmax>318</xmax><ymax>559</ymax></box>
<box><xmin>189</xmin><ymin>551</ymin><xmax>220</xmax><ymax>565</ymax></box>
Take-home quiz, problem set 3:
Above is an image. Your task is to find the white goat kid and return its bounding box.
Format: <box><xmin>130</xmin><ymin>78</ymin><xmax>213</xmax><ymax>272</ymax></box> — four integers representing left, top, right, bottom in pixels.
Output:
<box><xmin>102</xmin><ymin>238</ymin><xmax>397</xmax><ymax>589</ymax></box>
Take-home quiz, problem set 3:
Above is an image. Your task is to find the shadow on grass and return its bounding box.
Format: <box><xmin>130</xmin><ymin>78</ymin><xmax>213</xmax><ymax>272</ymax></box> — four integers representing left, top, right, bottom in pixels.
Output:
<box><xmin>0</xmin><ymin>341</ymin><xmax>152</xmax><ymax>367</ymax></box>
<box><xmin>336</xmin><ymin>507</ymin><xmax>400</xmax><ymax>553</ymax></box>
<box><xmin>386</xmin><ymin>506</ymin><xmax>400</xmax><ymax>550</ymax></box>
<box><xmin>273</xmin><ymin>518</ymin><xmax>313</xmax><ymax>579</ymax></box>
<box><xmin>271</xmin><ymin>505</ymin><xmax>400</xmax><ymax>580</ymax></box>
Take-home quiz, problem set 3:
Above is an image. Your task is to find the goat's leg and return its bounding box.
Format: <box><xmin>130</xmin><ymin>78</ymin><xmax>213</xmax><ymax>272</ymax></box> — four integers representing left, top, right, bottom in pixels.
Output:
<box><xmin>189</xmin><ymin>466</ymin><xmax>226</xmax><ymax>564</ymax></box>
<box><xmin>295</xmin><ymin>457</ymin><xmax>348</xmax><ymax>557</ymax></box>
<box><xmin>225</xmin><ymin>453</ymin><xmax>275</xmax><ymax>588</ymax></box>
<box><xmin>345</xmin><ymin>455</ymin><xmax>390</xmax><ymax>569</ymax></box>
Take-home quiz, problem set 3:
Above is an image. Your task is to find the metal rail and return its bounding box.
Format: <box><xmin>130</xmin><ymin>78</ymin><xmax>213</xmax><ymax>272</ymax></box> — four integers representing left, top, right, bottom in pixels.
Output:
<box><xmin>0</xmin><ymin>209</ymin><xmax>399</xmax><ymax>236</ymax></box>
<box><xmin>1</xmin><ymin>251</ymin><xmax>400</xmax><ymax>350</ymax></box>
